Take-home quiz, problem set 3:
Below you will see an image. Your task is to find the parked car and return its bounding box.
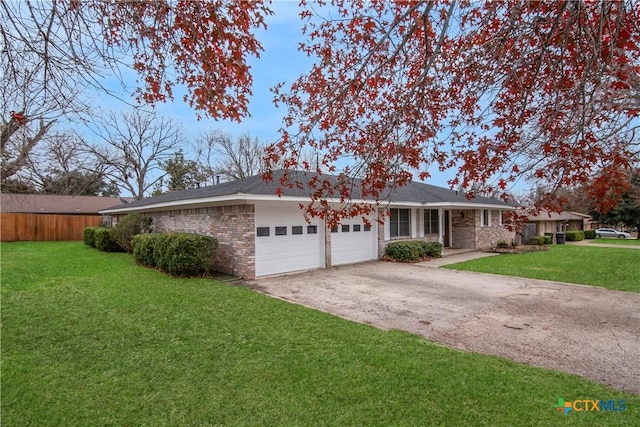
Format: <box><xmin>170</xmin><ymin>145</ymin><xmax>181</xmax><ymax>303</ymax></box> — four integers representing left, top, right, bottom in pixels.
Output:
<box><xmin>595</xmin><ymin>228</ymin><xmax>631</xmax><ymax>239</ymax></box>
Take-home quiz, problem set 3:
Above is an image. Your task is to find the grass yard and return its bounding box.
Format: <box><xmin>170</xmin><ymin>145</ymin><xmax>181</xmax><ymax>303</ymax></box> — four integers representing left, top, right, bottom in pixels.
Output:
<box><xmin>591</xmin><ymin>238</ymin><xmax>640</xmax><ymax>246</ymax></box>
<box><xmin>446</xmin><ymin>245</ymin><xmax>639</xmax><ymax>292</ymax></box>
<box><xmin>2</xmin><ymin>242</ymin><xmax>639</xmax><ymax>426</ymax></box>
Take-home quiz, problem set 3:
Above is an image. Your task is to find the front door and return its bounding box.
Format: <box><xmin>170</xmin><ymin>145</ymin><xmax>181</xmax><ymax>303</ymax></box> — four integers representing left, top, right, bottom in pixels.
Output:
<box><xmin>443</xmin><ymin>210</ymin><xmax>451</xmax><ymax>247</ymax></box>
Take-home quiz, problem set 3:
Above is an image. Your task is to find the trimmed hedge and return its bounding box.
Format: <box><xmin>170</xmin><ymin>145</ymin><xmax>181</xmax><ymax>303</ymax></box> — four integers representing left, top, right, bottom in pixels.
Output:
<box><xmin>565</xmin><ymin>230</ymin><xmax>585</xmax><ymax>241</ymax></box>
<box><xmin>585</xmin><ymin>229</ymin><xmax>596</xmax><ymax>239</ymax></box>
<box><xmin>157</xmin><ymin>233</ymin><xmax>218</xmax><ymax>277</ymax></box>
<box><xmin>528</xmin><ymin>236</ymin><xmax>549</xmax><ymax>246</ymax></box>
<box><xmin>152</xmin><ymin>233</ymin><xmax>172</xmax><ymax>268</ymax></box>
<box><xmin>386</xmin><ymin>240</ymin><xmax>442</xmax><ymax>262</ymax></box>
<box><xmin>420</xmin><ymin>241</ymin><xmax>443</xmax><ymax>258</ymax></box>
<box><xmin>132</xmin><ymin>232</ymin><xmax>218</xmax><ymax>277</ymax></box>
<box><xmin>132</xmin><ymin>233</ymin><xmax>163</xmax><ymax>267</ymax></box>
<box><xmin>386</xmin><ymin>241</ymin><xmax>423</xmax><ymax>262</ymax></box>
<box><xmin>111</xmin><ymin>213</ymin><xmax>153</xmax><ymax>253</ymax></box>
<box><xmin>496</xmin><ymin>240</ymin><xmax>509</xmax><ymax>249</ymax></box>
<box><xmin>83</xmin><ymin>227</ymin><xmax>99</xmax><ymax>247</ymax></box>
<box><xmin>94</xmin><ymin>227</ymin><xmax>125</xmax><ymax>252</ymax></box>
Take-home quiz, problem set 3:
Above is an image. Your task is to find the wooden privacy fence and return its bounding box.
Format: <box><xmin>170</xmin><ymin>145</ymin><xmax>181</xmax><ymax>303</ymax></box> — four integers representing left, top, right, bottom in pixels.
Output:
<box><xmin>1</xmin><ymin>213</ymin><xmax>104</xmax><ymax>242</ymax></box>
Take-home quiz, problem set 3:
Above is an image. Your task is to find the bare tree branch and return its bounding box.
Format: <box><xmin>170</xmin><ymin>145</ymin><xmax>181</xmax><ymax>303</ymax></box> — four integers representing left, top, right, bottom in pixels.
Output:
<box><xmin>89</xmin><ymin>109</ymin><xmax>187</xmax><ymax>199</ymax></box>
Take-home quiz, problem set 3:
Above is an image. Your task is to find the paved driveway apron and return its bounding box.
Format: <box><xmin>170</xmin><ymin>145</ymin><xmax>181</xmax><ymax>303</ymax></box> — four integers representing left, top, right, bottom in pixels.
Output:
<box><xmin>251</xmin><ymin>256</ymin><xmax>640</xmax><ymax>394</ymax></box>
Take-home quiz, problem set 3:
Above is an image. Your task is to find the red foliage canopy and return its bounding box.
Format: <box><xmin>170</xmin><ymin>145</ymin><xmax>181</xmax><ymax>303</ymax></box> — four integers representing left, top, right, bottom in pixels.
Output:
<box><xmin>7</xmin><ymin>1</ymin><xmax>636</xmax><ymax>223</ymax></box>
<box><xmin>264</xmin><ymin>0</ymin><xmax>640</xmax><ymax>221</ymax></box>
<box><xmin>95</xmin><ymin>0</ymin><xmax>272</xmax><ymax>122</ymax></box>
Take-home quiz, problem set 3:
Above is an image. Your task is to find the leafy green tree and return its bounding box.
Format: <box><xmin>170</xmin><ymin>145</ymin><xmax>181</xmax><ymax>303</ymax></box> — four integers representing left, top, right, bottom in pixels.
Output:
<box><xmin>159</xmin><ymin>150</ymin><xmax>201</xmax><ymax>192</ymax></box>
<box><xmin>591</xmin><ymin>170</ymin><xmax>640</xmax><ymax>238</ymax></box>
<box><xmin>41</xmin><ymin>170</ymin><xmax>119</xmax><ymax>196</ymax></box>
<box><xmin>0</xmin><ymin>177</ymin><xmax>37</xmax><ymax>193</ymax></box>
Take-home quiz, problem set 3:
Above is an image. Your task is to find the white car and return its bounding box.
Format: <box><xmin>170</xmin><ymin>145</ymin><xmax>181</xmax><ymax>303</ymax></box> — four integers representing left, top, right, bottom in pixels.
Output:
<box><xmin>595</xmin><ymin>228</ymin><xmax>631</xmax><ymax>239</ymax></box>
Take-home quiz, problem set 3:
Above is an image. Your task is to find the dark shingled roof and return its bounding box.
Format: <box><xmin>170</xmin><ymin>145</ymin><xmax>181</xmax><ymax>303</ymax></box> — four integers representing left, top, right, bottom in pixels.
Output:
<box><xmin>1</xmin><ymin>194</ymin><xmax>129</xmax><ymax>214</ymax></box>
<box><xmin>101</xmin><ymin>170</ymin><xmax>511</xmax><ymax>212</ymax></box>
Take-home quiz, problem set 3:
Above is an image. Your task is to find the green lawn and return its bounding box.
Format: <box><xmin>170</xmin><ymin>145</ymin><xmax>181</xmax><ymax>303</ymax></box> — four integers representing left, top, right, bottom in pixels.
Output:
<box><xmin>2</xmin><ymin>242</ymin><xmax>638</xmax><ymax>426</ymax></box>
<box><xmin>446</xmin><ymin>245</ymin><xmax>640</xmax><ymax>292</ymax></box>
<box><xmin>590</xmin><ymin>238</ymin><xmax>640</xmax><ymax>246</ymax></box>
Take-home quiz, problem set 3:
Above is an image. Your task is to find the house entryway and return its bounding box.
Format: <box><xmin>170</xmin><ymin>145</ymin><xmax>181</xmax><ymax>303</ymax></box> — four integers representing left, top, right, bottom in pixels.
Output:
<box><xmin>520</xmin><ymin>223</ymin><xmax>537</xmax><ymax>244</ymax></box>
<box><xmin>443</xmin><ymin>210</ymin><xmax>451</xmax><ymax>247</ymax></box>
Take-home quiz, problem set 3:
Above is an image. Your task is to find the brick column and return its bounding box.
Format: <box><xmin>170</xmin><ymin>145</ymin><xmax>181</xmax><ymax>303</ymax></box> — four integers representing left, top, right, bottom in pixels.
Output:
<box><xmin>324</xmin><ymin>223</ymin><xmax>332</xmax><ymax>268</ymax></box>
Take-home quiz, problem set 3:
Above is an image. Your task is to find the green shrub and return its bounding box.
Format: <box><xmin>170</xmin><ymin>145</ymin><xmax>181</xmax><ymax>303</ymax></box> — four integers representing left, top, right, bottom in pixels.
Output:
<box><xmin>496</xmin><ymin>240</ymin><xmax>509</xmax><ymax>249</ymax></box>
<box><xmin>132</xmin><ymin>233</ymin><xmax>163</xmax><ymax>267</ymax></box>
<box><xmin>528</xmin><ymin>236</ymin><xmax>546</xmax><ymax>246</ymax></box>
<box><xmin>565</xmin><ymin>230</ymin><xmax>585</xmax><ymax>241</ymax></box>
<box><xmin>152</xmin><ymin>233</ymin><xmax>172</xmax><ymax>267</ymax></box>
<box><xmin>385</xmin><ymin>241</ymin><xmax>423</xmax><ymax>262</ymax></box>
<box><xmin>420</xmin><ymin>241</ymin><xmax>443</xmax><ymax>258</ymax></box>
<box><xmin>584</xmin><ymin>229</ymin><xmax>596</xmax><ymax>239</ymax></box>
<box><xmin>156</xmin><ymin>233</ymin><xmax>218</xmax><ymax>277</ymax></box>
<box><xmin>386</xmin><ymin>240</ymin><xmax>442</xmax><ymax>262</ymax></box>
<box><xmin>543</xmin><ymin>235</ymin><xmax>552</xmax><ymax>245</ymax></box>
<box><xmin>94</xmin><ymin>227</ymin><xmax>125</xmax><ymax>252</ymax></box>
<box><xmin>111</xmin><ymin>213</ymin><xmax>153</xmax><ymax>253</ymax></box>
<box><xmin>83</xmin><ymin>227</ymin><xmax>99</xmax><ymax>247</ymax></box>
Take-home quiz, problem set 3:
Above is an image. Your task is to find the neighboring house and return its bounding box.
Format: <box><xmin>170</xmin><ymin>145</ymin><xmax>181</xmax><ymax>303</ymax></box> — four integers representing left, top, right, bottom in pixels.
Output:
<box><xmin>100</xmin><ymin>170</ymin><xmax>514</xmax><ymax>279</ymax></box>
<box><xmin>1</xmin><ymin>194</ymin><xmax>128</xmax><ymax>216</ymax></box>
<box><xmin>523</xmin><ymin>211</ymin><xmax>590</xmax><ymax>242</ymax></box>
<box><xmin>1</xmin><ymin>194</ymin><xmax>129</xmax><ymax>241</ymax></box>
<box><xmin>585</xmin><ymin>218</ymin><xmax>608</xmax><ymax>231</ymax></box>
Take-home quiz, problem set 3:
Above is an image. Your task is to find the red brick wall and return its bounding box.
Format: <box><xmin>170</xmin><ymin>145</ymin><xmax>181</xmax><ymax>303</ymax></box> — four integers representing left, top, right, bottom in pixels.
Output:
<box><xmin>474</xmin><ymin>209</ymin><xmax>515</xmax><ymax>249</ymax></box>
<box><xmin>451</xmin><ymin>209</ymin><xmax>476</xmax><ymax>248</ymax></box>
<box><xmin>147</xmin><ymin>204</ymin><xmax>256</xmax><ymax>279</ymax></box>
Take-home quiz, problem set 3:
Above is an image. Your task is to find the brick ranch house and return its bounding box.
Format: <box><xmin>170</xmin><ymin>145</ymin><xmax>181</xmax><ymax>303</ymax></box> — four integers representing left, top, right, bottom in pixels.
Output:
<box><xmin>100</xmin><ymin>170</ymin><xmax>514</xmax><ymax>279</ymax></box>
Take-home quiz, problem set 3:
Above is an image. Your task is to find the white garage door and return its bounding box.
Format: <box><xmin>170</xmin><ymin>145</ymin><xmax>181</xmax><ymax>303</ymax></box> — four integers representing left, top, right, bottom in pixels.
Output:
<box><xmin>331</xmin><ymin>218</ymin><xmax>377</xmax><ymax>266</ymax></box>
<box><xmin>254</xmin><ymin>204</ymin><xmax>323</xmax><ymax>277</ymax></box>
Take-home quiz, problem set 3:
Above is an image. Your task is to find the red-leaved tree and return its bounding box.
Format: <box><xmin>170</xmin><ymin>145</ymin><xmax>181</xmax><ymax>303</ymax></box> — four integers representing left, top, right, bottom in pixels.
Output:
<box><xmin>1</xmin><ymin>0</ymin><xmax>272</xmax><ymax>168</ymax></box>
<box><xmin>95</xmin><ymin>0</ymin><xmax>272</xmax><ymax>121</ymax></box>
<box><xmin>4</xmin><ymin>1</ymin><xmax>638</xmax><ymax>223</ymax></box>
<box><xmin>266</xmin><ymin>0</ymin><xmax>640</xmax><ymax>223</ymax></box>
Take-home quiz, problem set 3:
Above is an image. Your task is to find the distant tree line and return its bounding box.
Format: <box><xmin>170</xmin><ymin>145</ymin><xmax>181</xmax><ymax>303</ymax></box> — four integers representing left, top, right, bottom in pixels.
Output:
<box><xmin>2</xmin><ymin>107</ymin><xmax>277</xmax><ymax>199</ymax></box>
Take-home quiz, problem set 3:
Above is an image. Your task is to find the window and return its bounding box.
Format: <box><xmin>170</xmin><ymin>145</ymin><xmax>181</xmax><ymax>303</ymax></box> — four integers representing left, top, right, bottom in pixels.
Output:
<box><xmin>481</xmin><ymin>209</ymin><xmax>490</xmax><ymax>227</ymax></box>
<box><xmin>330</xmin><ymin>226</ymin><xmax>338</xmax><ymax>233</ymax></box>
<box><xmin>307</xmin><ymin>225</ymin><xmax>318</xmax><ymax>234</ymax></box>
<box><xmin>353</xmin><ymin>224</ymin><xmax>361</xmax><ymax>232</ymax></box>
<box><xmin>341</xmin><ymin>224</ymin><xmax>350</xmax><ymax>232</ymax></box>
<box><xmin>364</xmin><ymin>224</ymin><xmax>371</xmax><ymax>232</ymax></box>
<box><xmin>256</xmin><ymin>227</ymin><xmax>270</xmax><ymax>237</ymax></box>
<box><xmin>292</xmin><ymin>226</ymin><xmax>303</xmax><ymax>235</ymax></box>
<box><xmin>275</xmin><ymin>226</ymin><xmax>287</xmax><ymax>236</ymax></box>
<box><xmin>390</xmin><ymin>208</ymin><xmax>411</xmax><ymax>238</ymax></box>
<box><xmin>499</xmin><ymin>210</ymin><xmax>505</xmax><ymax>226</ymax></box>
<box><xmin>424</xmin><ymin>209</ymin><xmax>439</xmax><ymax>235</ymax></box>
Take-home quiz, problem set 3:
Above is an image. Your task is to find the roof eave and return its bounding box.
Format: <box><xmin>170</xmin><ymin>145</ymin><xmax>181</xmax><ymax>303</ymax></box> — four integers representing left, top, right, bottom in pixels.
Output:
<box><xmin>100</xmin><ymin>193</ymin><xmax>513</xmax><ymax>214</ymax></box>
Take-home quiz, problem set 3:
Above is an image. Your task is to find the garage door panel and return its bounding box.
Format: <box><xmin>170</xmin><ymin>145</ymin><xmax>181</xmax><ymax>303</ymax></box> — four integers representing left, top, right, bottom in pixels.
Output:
<box><xmin>331</xmin><ymin>219</ymin><xmax>377</xmax><ymax>266</ymax></box>
<box><xmin>255</xmin><ymin>204</ymin><xmax>323</xmax><ymax>277</ymax></box>
<box><xmin>258</xmin><ymin>238</ymin><xmax>319</xmax><ymax>262</ymax></box>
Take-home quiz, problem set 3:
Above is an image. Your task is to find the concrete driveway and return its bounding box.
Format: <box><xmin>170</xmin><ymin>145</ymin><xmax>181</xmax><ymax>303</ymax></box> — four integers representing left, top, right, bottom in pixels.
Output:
<box><xmin>250</xmin><ymin>256</ymin><xmax>640</xmax><ymax>394</ymax></box>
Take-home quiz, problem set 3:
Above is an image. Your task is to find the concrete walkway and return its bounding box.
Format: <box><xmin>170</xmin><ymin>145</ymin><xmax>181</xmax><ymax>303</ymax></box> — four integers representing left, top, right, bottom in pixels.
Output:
<box><xmin>252</xmin><ymin>259</ymin><xmax>640</xmax><ymax>394</ymax></box>
<box><xmin>421</xmin><ymin>250</ymin><xmax>499</xmax><ymax>267</ymax></box>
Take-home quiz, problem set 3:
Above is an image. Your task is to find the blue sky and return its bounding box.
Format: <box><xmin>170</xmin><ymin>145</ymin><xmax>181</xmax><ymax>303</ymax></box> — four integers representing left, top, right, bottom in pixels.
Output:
<box><xmin>87</xmin><ymin>0</ymin><xmax>461</xmax><ymax>191</ymax></box>
<box><xmin>153</xmin><ymin>0</ymin><xmax>310</xmax><ymax>143</ymax></box>
<box><xmin>92</xmin><ymin>1</ymin><xmax>309</xmax><ymax>143</ymax></box>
